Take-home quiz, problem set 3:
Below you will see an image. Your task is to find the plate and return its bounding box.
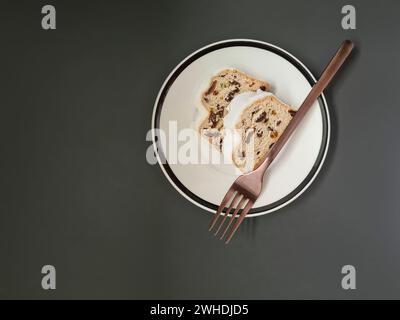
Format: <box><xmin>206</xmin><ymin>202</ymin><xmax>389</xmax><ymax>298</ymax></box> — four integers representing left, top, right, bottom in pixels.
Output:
<box><xmin>152</xmin><ymin>39</ymin><xmax>330</xmax><ymax>217</ymax></box>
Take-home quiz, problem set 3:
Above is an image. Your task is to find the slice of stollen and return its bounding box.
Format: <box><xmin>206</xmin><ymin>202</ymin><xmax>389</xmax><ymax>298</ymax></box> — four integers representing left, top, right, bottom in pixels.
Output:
<box><xmin>232</xmin><ymin>94</ymin><xmax>297</xmax><ymax>171</ymax></box>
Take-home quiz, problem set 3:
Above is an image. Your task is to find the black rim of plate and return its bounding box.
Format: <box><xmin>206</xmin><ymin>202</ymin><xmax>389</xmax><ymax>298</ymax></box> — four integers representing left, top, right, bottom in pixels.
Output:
<box><xmin>153</xmin><ymin>40</ymin><xmax>329</xmax><ymax>215</ymax></box>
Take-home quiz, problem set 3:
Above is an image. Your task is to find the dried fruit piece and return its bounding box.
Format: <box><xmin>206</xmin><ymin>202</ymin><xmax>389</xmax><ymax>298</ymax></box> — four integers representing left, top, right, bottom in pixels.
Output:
<box><xmin>255</xmin><ymin>111</ymin><xmax>267</xmax><ymax>122</ymax></box>
<box><xmin>270</xmin><ymin>130</ymin><xmax>278</xmax><ymax>139</ymax></box>
<box><xmin>205</xmin><ymin>80</ymin><xmax>217</xmax><ymax>95</ymax></box>
<box><xmin>208</xmin><ymin>112</ymin><xmax>218</xmax><ymax>128</ymax></box>
<box><xmin>225</xmin><ymin>87</ymin><xmax>240</xmax><ymax>102</ymax></box>
<box><xmin>229</xmin><ymin>80</ymin><xmax>241</xmax><ymax>87</ymax></box>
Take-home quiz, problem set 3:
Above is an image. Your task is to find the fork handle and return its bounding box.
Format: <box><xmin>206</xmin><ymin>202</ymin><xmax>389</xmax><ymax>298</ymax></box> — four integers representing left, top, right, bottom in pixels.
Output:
<box><xmin>255</xmin><ymin>40</ymin><xmax>354</xmax><ymax>174</ymax></box>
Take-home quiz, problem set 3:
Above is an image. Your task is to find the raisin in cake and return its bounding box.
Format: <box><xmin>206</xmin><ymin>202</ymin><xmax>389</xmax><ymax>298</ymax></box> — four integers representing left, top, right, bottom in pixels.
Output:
<box><xmin>232</xmin><ymin>95</ymin><xmax>296</xmax><ymax>171</ymax></box>
<box><xmin>199</xmin><ymin>69</ymin><xmax>270</xmax><ymax>151</ymax></box>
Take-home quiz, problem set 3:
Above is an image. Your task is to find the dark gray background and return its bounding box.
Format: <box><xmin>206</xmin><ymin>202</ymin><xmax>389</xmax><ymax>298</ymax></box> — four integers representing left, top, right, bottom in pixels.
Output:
<box><xmin>0</xmin><ymin>0</ymin><xmax>399</xmax><ymax>299</ymax></box>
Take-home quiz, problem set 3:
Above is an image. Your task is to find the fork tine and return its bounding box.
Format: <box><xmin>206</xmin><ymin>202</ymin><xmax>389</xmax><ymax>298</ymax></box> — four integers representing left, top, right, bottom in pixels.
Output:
<box><xmin>225</xmin><ymin>200</ymin><xmax>254</xmax><ymax>244</ymax></box>
<box><xmin>208</xmin><ymin>188</ymin><xmax>235</xmax><ymax>231</ymax></box>
<box><xmin>219</xmin><ymin>196</ymin><xmax>246</xmax><ymax>240</ymax></box>
<box><xmin>214</xmin><ymin>192</ymin><xmax>242</xmax><ymax>236</ymax></box>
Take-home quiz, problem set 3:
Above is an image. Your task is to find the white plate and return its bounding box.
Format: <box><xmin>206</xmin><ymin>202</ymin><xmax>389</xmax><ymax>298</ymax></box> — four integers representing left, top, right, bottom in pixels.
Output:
<box><xmin>152</xmin><ymin>39</ymin><xmax>330</xmax><ymax>217</ymax></box>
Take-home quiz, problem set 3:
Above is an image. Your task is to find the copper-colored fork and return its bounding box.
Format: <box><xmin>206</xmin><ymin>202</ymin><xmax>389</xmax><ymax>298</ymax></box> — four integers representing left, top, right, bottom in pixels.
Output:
<box><xmin>209</xmin><ymin>40</ymin><xmax>354</xmax><ymax>244</ymax></box>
